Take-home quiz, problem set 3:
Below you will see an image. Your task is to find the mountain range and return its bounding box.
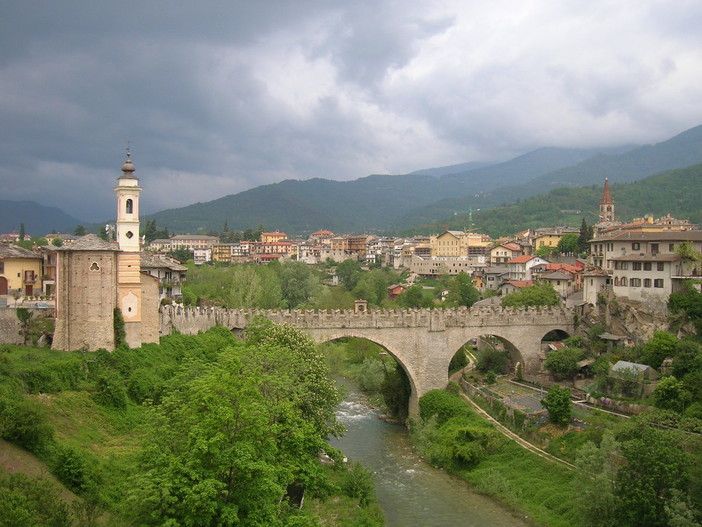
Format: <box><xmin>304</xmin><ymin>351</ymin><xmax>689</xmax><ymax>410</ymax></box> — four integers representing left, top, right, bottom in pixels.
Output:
<box><xmin>145</xmin><ymin>124</ymin><xmax>702</xmax><ymax>234</ymax></box>
<box><xmin>3</xmin><ymin>124</ymin><xmax>702</xmax><ymax>237</ymax></box>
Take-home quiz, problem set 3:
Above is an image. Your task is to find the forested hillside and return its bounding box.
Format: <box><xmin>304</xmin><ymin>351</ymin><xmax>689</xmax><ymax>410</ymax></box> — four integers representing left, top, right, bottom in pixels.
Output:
<box><xmin>430</xmin><ymin>163</ymin><xmax>702</xmax><ymax>237</ymax></box>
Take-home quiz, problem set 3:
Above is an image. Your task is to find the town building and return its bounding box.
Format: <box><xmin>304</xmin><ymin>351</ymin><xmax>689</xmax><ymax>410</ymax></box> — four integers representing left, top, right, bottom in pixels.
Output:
<box><xmin>0</xmin><ymin>244</ymin><xmax>42</xmax><ymax>297</ymax></box>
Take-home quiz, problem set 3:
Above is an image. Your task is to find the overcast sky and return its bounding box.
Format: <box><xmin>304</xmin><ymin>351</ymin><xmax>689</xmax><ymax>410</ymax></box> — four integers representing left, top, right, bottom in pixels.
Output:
<box><xmin>2</xmin><ymin>1</ymin><xmax>702</xmax><ymax>222</ymax></box>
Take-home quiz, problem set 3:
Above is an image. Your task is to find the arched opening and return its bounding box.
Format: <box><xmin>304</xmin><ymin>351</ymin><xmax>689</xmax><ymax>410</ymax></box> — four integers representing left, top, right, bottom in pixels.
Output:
<box><xmin>126</xmin><ymin>198</ymin><xmax>133</xmax><ymax>214</ymax></box>
<box><xmin>319</xmin><ymin>336</ymin><xmax>414</xmax><ymax>423</ymax></box>
<box><xmin>465</xmin><ymin>334</ymin><xmax>524</xmax><ymax>382</ymax></box>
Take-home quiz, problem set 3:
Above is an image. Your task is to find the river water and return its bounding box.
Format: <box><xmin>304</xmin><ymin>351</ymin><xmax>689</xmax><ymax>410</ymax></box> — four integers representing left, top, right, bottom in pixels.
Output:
<box><xmin>330</xmin><ymin>379</ymin><xmax>530</xmax><ymax>527</ymax></box>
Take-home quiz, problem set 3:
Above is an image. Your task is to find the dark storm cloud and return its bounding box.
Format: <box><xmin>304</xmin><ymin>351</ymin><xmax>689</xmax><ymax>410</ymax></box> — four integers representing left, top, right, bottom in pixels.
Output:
<box><xmin>1</xmin><ymin>1</ymin><xmax>701</xmax><ymax>222</ymax></box>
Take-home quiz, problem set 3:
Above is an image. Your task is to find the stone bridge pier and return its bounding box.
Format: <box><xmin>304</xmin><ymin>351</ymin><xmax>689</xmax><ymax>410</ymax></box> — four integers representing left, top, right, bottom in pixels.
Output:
<box><xmin>160</xmin><ymin>305</ymin><xmax>575</xmax><ymax>418</ymax></box>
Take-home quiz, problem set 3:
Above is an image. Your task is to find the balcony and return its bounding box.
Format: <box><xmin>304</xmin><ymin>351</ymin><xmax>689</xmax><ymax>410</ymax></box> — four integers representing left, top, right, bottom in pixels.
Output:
<box><xmin>23</xmin><ymin>271</ymin><xmax>37</xmax><ymax>283</ymax></box>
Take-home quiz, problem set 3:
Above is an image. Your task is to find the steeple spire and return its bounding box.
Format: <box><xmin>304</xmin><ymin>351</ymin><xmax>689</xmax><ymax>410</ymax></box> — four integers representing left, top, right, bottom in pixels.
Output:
<box><xmin>599</xmin><ymin>178</ymin><xmax>615</xmax><ymax>223</ymax></box>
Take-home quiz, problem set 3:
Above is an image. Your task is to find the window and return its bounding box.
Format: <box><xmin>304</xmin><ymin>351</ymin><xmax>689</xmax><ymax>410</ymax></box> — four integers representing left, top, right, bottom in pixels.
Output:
<box><xmin>632</xmin><ymin>242</ymin><xmax>640</xmax><ymax>250</ymax></box>
<box><xmin>0</xmin><ymin>262</ymin><xmax>3</xmax><ymax>273</ymax></box>
<box><xmin>644</xmin><ymin>278</ymin><xmax>651</xmax><ymax>287</ymax></box>
<box><xmin>621</xmin><ymin>262</ymin><xmax>629</xmax><ymax>270</ymax></box>
<box><xmin>651</xmin><ymin>243</ymin><xmax>659</xmax><ymax>254</ymax></box>
<box><xmin>620</xmin><ymin>277</ymin><xmax>628</xmax><ymax>286</ymax></box>
<box><xmin>654</xmin><ymin>279</ymin><xmax>664</xmax><ymax>288</ymax></box>
<box><xmin>669</xmin><ymin>244</ymin><xmax>675</xmax><ymax>252</ymax></box>
<box><xmin>657</xmin><ymin>262</ymin><xmax>665</xmax><ymax>271</ymax></box>
<box><xmin>126</xmin><ymin>199</ymin><xmax>133</xmax><ymax>214</ymax></box>
<box><xmin>633</xmin><ymin>262</ymin><xmax>642</xmax><ymax>271</ymax></box>
<box><xmin>643</xmin><ymin>262</ymin><xmax>652</xmax><ymax>271</ymax></box>
<box><xmin>630</xmin><ymin>278</ymin><xmax>641</xmax><ymax>287</ymax></box>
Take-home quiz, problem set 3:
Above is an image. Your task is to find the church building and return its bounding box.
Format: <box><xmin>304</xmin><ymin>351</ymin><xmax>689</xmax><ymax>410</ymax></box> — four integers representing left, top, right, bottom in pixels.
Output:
<box><xmin>52</xmin><ymin>154</ymin><xmax>160</xmax><ymax>351</ymax></box>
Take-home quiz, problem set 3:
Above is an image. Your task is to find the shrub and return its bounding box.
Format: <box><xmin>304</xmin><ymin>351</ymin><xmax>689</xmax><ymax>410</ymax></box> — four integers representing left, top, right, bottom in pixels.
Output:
<box><xmin>541</xmin><ymin>385</ymin><xmax>572</xmax><ymax>426</ymax></box>
<box><xmin>94</xmin><ymin>374</ymin><xmax>128</xmax><ymax>409</ymax></box>
<box><xmin>341</xmin><ymin>462</ymin><xmax>376</xmax><ymax>506</ymax></box>
<box><xmin>419</xmin><ymin>389</ymin><xmax>470</xmax><ymax>425</ymax></box>
<box><xmin>53</xmin><ymin>445</ymin><xmax>89</xmax><ymax>493</ymax></box>
<box><xmin>0</xmin><ymin>472</ymin><xmax>71</xmax><ymax>526</ymax></box>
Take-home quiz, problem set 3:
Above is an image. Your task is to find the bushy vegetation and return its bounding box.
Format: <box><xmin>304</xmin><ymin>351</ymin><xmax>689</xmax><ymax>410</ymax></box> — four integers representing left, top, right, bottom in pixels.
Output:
<box><xmin>0</xmin><ymin>325</ymin><xmax>385</xmax><ymax>526</ymax></box>
<box><xmin>501</xmin><ymin>282</ymin><xmax>560</xmax><ymax>307</ymax></box>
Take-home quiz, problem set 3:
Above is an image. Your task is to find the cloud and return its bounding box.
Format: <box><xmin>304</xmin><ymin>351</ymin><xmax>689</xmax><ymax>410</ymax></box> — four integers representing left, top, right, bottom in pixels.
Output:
<box><xmin>1</xmin><ymin>1</ymin><xmax>702</xmax><ymax>222</ymax></box>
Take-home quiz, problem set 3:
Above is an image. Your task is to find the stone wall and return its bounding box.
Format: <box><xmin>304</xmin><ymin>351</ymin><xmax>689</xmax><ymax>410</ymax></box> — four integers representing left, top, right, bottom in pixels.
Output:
<box><xmin>0</xmin><ymin>308</ymin><xmax>55</xmax><ymax>345</ymax></box>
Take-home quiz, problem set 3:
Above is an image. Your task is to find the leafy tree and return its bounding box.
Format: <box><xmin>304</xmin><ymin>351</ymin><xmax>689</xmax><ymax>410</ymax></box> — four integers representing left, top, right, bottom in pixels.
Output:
<box><xmin>51</xmin><ymin>237</ymin><xmax>63</xmax><ymax>247</ymax></box>
<box><xmin>278</xmin><ymin>260</ymin><xmax>320</xmax><ymax>308</ymax></box>
<box><xmin>556</xmin><ymin>233</ymin><xmax>579</xmax><ymax>255</ymax></box>
<box><xmin>167</xmin><ymin>247</ymin><xmax>192</xmax><ymax>262</ymax></box>
<box><xmin>501</xmin><ymin>282</ymin><xmax>560</xmax><ymax>307</ymax></box>
<box><xmin>654</xmin><ymin>376</ymin><xmax>691</xmax><ymax>413</ymax></box>
<box><xmin>128</xmin><ymin>322</ymin><xmax>341</xmax><ymax>526</ymax></box>
<box><xmin>615</xmin><ymin>422</ymin><xmax>692</xmax><ymax>527</ymax></box>
<box><xmin>443</xmin><ymin>272</ymin><xmax>479</xmax><ymax>307</ymax></box>
<box><xmin>574</xmin><ymin>431</ymin><xmax>619</xmax><ymax>527</ymax></box>
<box><xmin>396</xmin><ymin>284</ymin><xmax>432</xmax><ymax>308</ymax></box>
<box><xmin>381</xmin><ymin>363</ymin><xmax>411</xmax><ymax>422</ymax></box>
<box><xmin>16</xmin><ymin>308</ymin><xmax>34</xmax><ymax>345</ymax></box>
<box><xmin>541</xmin><ymin>385</ymin><xmax>572</xmax><ymax>425</ymax></box>
<box><xmin>640</xmin><ymin>330</ymin><xmax>678</xmax><ymax>369</ymax></box>
<box><xmin>336</xmin><ymin>260</ymin><xmax>362</xmax><ymax>290</ymax></box>
<box><xmin>578</xmin><ymin>218</ymin><xmax>593</xmax><ymax>253</ymax></box>
<box><xmin>544</xmin><ymin>347</ymin><xmax>584</xmax><ymax>380</ymax></box>
<box><xmin>19</xmin><ymin>222</ymin><xmax>26</xmax><ymax>241</ymax></box>
<box><xmin>475</xmin><ymin>347</ymin><xmax>510</xmax><ymax>374</ymax></box>
<box><xmin>535</xmin><ymin>245</ymin><xmax>555</xmax><ymax>259</ymax></box>
<box><xmin>73</xmin><ymin>225</ymin><xmax>86</xmax><ymax>236</ymax></box>
<box><xmin>0</xmin><ymin>472</ymin><xmax>71</xmax><ymax>527</ymax></box>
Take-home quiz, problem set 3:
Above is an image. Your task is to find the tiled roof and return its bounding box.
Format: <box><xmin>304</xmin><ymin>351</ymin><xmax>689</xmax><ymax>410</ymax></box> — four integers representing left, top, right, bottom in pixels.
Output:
<box><xmin>507</xmin><ymin>255</ymin><xmax>538</xmax><ymax>264</ymax></box>
<box><xmin>0</xmin><ymin>244</ymin><xmax>41</xmax><ymax>259</ymax></box>
<box><xmin>141</xmin><ymin>252</ymin><xmax>188</xmax><ymax>271</ymax></box>
<box><xmin>595</xmin><ymin>231</ymin><xmax>702</xmax><ymax>242</ymax></box>
<box><xmin>55</xmin><ymin>234</ymin><xmax>118</xmax><ymax>252</ymax></box>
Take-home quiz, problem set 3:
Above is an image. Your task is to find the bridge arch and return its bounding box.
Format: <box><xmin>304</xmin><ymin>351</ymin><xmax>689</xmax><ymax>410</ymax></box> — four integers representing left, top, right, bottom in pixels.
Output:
<box><xmin>160</xmin><ymin>305</ymin><xmax>577</xmax><ymax>418</ymax></box>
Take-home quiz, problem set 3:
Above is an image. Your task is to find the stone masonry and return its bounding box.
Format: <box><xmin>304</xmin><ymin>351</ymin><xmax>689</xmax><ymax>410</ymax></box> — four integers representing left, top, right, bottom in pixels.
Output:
<box><xmin>161</xmin><ymin>305</ymin><xmax>575</xmax><ymax>417</ymax></box>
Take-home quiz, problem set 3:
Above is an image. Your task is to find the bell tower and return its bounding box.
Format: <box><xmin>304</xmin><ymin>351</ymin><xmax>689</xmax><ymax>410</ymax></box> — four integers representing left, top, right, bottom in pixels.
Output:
<box><xmin>599</xmin><ymin>178</ymin><xmax>615</xmax><ymax>223</ymax></box>
<box><xmin>114</xmin><ymin>151</ymin><xmax>143</xmax><ymax>347</ymax></box>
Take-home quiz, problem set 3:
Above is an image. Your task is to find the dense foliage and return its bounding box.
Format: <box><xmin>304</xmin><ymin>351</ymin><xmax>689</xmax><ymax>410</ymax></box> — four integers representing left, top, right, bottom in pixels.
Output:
<box><xmin>0</xmin><ymin>325</ymin><xmax>388</xmax><ymax>526</ymax></box>
<box><xmin>501</xmin><ymin>282</ymin><xmax>560</xmax><ymax>307</ymax></box>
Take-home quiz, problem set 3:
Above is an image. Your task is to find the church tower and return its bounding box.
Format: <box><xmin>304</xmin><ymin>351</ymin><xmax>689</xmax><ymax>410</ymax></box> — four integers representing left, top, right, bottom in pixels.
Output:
<box><xmin>599</xmin><ymin>178</ymin><xmax>615</xmax><ymax>223</ymax></box>
<box><xmin>115</xmin><ymin>151</ymin><xmax>143</xmax><ymax>347</ymax></box>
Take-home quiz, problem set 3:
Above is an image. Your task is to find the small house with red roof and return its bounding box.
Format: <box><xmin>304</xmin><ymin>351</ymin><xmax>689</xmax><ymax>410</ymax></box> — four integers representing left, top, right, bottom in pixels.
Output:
<box><xmin>505</xmin><ymin>255</ymin><xmax>549</xmax><ymax>281</ymax></box>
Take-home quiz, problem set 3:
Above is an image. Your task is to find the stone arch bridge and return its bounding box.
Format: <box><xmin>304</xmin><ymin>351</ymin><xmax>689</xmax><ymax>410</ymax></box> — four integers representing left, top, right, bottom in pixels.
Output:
<box><xmin>160</xmin><ymin>305</ymin><xmax>575</xmax><ymax>416</ymax></box>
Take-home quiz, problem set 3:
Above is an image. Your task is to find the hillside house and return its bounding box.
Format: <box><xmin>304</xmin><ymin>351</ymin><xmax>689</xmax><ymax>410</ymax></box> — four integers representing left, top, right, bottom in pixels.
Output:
<box><xmin>490</xmin><ymin>243</ymin><xmax>522</xmax><ymax>265</ymax></box>
<box><xmin>0</xmin><ymin>245</ymin><xmax>43</xmax><ymax>297</ymax></box>
<box><xmin>140</xmin><ymin>253</ymin><xmax>188</xmax><ymax>302</ymax></box>
<box><xmin>505</xmin><ymin>255</ymin><xmax>549</xmax><ymax>281</ymax></box>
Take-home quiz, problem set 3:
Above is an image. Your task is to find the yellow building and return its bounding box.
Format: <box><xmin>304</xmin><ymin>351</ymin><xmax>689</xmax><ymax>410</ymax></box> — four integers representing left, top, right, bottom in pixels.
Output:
<box><xmin>0</xmin><ymin>245</ymin><xmax>43</xmax><ymax>296</ymax></box>
<box><xmin>430</xmin><ymin>230</ymin><xmax>490</xmax><ymax>258</ymax></box>
<box><xmin>260</xmin><ymin>231</ymin><xmax>288</xmax><ymax>243</ymax></box>
<box><xmin>533</xmin><ymin>227</ymin><xmax>579</xmax><ymax>250</ymax></box>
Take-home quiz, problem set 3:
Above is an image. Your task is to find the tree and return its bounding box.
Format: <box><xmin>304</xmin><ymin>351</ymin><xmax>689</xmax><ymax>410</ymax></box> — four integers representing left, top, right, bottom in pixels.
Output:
<box><xmin>556</xmin><ymin>233</ymin><xmax>579</xmax><ymax>255</ymax></box>
<box><xmin>18</xmin><ymin>222</ymin><xmax>26</xmax><ymax>241</ymax></box>
<box><xmin>541</xmin><ymin>385</ymin><xmax>572</xmax><ymax>425</ymax></box>
<box><xmin>501</xmin><ymin>282</ymin><xmax>560</xmax><ymax>307</ymax></box>
<box><xmin>128</xmin><ymin>322</ymin><xmax>341</xmax><ymax>526</ymax></box>
<box><xmin>396</xmin><ymin>284</ymin><xmax>431</xmax><ymax>308</ymax></box>
<box><xmin>73</xmin><ymin>225</ymin><xmax>86</xmax><ymax>236</ymax></box>
<box><xmin>654</xmin><ymin>376</ymin><xmax>691</xmax><ymax>413</ymax></box>
<box><xmin>578</xmin><ymin>218</ymin><xmax>593</xmax><ymax>254</ymax></box>
<box><xmin>336</xmin><ymin>260</ymin><xmax>362</xmax><ymax>290</ymax></box>
<box><xmin>278</xmin><ymin>260</ymin><xmax>320</xmax><ymax>308</ymax></box>
<box><xmin>443</xmin><ymin>272</ymin><xmax>479</xmax><ymax>307</ymax></box>
<box><xmin>544</xmin><ymin>347</ymin><xmax>584</xmax><ymax>380</ymax></box>
<box><xmin>535</xmin><ymin>245</ymin><xmax>555</xmax><ymax>259</ymax></box>
<box><xmin>16</xmin><ymin>308</ymin><xmax>35</xmax><ymax>345</ymax></box>
<box><xmin>641</xmin><ymin>330</ymin><xmax>678</xmax><ymax>369</ymax></box>
<box><xmin>574</xmin><ymin>432</ymin><xmax>619</xmax><ymax>527</ymax></box>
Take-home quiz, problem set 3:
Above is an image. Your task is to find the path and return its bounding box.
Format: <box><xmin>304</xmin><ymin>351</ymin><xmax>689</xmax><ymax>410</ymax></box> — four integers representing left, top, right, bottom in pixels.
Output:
<box><xmin>450</xmin><ymin>369</ymin><xmax>575</xmax><ymax>470</ymax></box>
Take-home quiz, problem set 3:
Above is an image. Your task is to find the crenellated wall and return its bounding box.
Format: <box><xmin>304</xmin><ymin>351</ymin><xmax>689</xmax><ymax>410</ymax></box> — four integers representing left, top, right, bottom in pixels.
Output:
<box><xmin>160</xmin><ymin>305</ymin><xmax>575</xmax><ymax>418</ymax></box>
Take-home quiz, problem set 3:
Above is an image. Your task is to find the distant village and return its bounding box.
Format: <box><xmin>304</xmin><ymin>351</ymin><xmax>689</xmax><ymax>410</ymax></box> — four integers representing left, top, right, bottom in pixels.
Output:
<box><xmin>2</xmin><ymin>177</ymin><xmax>702</xmax><ymax>319</ymax></box>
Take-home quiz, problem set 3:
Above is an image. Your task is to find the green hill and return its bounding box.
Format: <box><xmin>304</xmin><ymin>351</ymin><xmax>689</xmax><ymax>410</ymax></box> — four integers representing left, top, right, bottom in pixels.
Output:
<box><xmin>145</xmin><ymin>147</ymin><xmax>627</xmax><ymax>234</ymax></box>
<box><xmin>432</xmin><ymin>163</ymin><xmax>702</xmax><ymax>237</ymax></box>
<box><xmin>0</xmin><ymin>200</ymin><xmax>85</xmax><ymax>236</ymax></box>
<box><xmin>397</xmin><ymin>125</ymin><xmax>702</xmax><ymax>228</ymax></box>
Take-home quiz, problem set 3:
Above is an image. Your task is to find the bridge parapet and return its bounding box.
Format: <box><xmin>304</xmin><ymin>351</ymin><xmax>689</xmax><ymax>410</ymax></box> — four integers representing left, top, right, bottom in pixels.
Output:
<box><xmin>160</xmin><ymin>304</ymin><xmax>574</xmax><ymax>334</ymax></box>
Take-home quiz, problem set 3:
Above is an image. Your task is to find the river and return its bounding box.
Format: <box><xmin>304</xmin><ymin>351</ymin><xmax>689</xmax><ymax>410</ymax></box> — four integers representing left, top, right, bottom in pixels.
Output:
<box><xmin>330</xmin><ymin>378</ymin><xmax>530</xmax><ymax>527</ymax></box>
